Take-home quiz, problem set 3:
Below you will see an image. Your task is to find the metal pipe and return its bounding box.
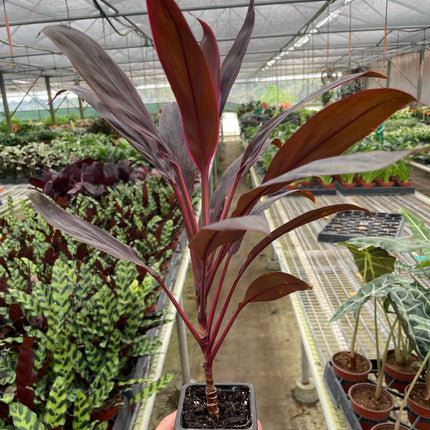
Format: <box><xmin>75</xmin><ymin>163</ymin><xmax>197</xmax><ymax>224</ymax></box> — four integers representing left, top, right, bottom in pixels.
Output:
<box><xmin>45</xmin><ymin>76</ymin><xmax>56</xmax><ymax>125</ymax></box>
<box><xmin>301</xmin><ymin>339</ymin><xmax>310</xmax><ymax>385</ymax></box>
<box><xmin>0</xmin><ymin>71</ymin><xmax>12</xmax><ymax>133</ymax></box>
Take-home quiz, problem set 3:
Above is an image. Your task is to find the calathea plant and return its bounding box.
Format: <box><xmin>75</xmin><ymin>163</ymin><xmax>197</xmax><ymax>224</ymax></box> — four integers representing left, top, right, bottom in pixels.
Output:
<box><xmin>29</xmin><ymin>0</ymin><xmax>414</xmax><ymax>420</ymax></box>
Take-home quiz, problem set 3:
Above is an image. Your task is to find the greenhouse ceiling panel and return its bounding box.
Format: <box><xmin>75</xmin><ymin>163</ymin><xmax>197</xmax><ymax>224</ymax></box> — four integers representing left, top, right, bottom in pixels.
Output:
<box><xmin>0</xmin><ymin>0</ymin><xmax>429</xmax><ymax>93</ymax></box>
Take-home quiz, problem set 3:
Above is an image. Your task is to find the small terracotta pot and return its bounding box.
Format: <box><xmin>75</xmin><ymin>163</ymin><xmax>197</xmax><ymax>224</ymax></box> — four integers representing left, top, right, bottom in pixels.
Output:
<box><xmin>331</xmin><ymin>351</ymin><xmax>372</xmax><ymax>393</ymax></box>
<box><xmin>384</xmin><ymin>350</ymin><xmax>419</xmax><ymax>393</ymax></box>
<box><xmin>395</xmin><ymin>180</ymin><xmax>413</xmax><ymax>187</ymax></box>
<box><xmin>376</xmin><ymin>180</ymin><xmax>395</xmax><ymax>187</ymax></box>
<box><xmin>340</xmin><ymin>180</ymin><xmax>357</xmax><ymax>188</ymax></box>
<box><xmin>406</xmin><ymin>383</ymin><xmax>430</xmax><ymax>430</ymax></box>
<box><xmin>348</xmin><ymin>383</ymin><xmax>394</xmax><ymax>430</ymax></box>
<box><xmin>357</xmin><ymin>178</ymin><xmax>376</xmax><ymax>188</ymax></box>
<box><xmin>319</xmin><ymin>181</ymin><xmax>335</xmax><ymax>189</ymax></box>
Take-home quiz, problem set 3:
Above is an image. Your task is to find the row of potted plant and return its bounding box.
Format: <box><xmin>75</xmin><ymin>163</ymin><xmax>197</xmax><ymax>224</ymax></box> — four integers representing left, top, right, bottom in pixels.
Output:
<box><xmin>0</xmin><ymin>163</ymin><xmax>184</xmax><ymax>428</ymax></box>
<box><xmin>280</xmin><ymin>160</ymin><xmax>412</xmax><ymax>191</ymax></box>
<box><xmin>329</xmin><ymin>209</ymin><xmax>430</xmax><ymax>429</ymax></box>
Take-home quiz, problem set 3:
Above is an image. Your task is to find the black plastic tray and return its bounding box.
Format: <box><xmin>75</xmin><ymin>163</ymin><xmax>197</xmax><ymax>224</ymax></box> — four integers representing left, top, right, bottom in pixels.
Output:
<box><xmin>324</xmin><ymin>360</ymin><xmax>427</xmax><ymax>429</ymax></box>
<box><xmin>318</xmin><ymin>211</ymin><xmax>404</xmax><ymax>243</ymax></box>
<box><xmin>335</xmin><ymin>182</ymin><xmax>415</xmax><ymax>195</ymax></box>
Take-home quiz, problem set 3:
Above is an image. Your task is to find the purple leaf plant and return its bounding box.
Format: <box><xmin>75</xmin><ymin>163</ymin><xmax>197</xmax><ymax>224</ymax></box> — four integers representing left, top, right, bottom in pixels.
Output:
<box><xmin>29</xmin><ymin>0</ymin><xmax>415</xmax><ymax>418</ymax></box>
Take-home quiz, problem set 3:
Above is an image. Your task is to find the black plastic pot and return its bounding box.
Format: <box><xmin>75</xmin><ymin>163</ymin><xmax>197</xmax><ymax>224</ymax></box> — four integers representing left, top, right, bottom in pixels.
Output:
<box><xmin>174</xmin><ymin>383</ymin><xmax>258</xmax><ymax>430</ymax></box>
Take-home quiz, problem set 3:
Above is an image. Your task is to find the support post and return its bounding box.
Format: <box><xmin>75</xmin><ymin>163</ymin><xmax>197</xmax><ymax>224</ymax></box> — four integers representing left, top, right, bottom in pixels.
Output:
<box><xmin>266</xmin><ymin>244</ymin><xmax>280</xmax><ymax>271</ymax></box>
<box><xmin>417</xmin><ymin>48</ymin><xmax>424</xmax><ymax>103</ymax></box>
<box><xmin>0</xmin><ymin>71</ymin><xmax>13</xmax><ymax>133</ymax></box>
<box><xmin>45</xmin><ymin>76</ymin><xmax>56</xmax><ymax>125</ymax></box>
<box><xmin>176</xmin><ymin>298</ymin><xmax>191</xmax><ymax>386</ymax></box>
<box><xmin>292</xmin><ymin>339</ymin><xmax>319</xmax><ymax>404</ymax></box>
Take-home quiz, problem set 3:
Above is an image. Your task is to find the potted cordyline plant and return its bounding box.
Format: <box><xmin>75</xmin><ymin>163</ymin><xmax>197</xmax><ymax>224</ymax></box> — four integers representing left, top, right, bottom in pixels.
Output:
<box><xmin>29</xmin><ymin>0</ymin><xmax>414</xmax><ymax>428</ymax></box>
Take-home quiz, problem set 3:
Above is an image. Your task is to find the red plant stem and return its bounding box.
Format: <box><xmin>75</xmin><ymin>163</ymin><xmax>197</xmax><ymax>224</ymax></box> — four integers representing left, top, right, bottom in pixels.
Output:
<box><xmin>148</xmin><ymin>266</ymin><xmax>201</xmax><ymax>343</ymax></box>
<box><xmin>201</xmin><ymin>170</ymin><xmax>210</xmax><ymax>227</ymax></box>
<box><xmin>211</xmin><ymin>303</ymin><xmax>244</xmax><ymax>360</ymax></box>
<box><xmin>172</xmin><ymin>165</ymin><xmax>198</xmax><ymax>237</ymax></box>
<box><xmin>203</xmin><ymin>355</ymin><xmax>220</xmax><ymax>418</ymax></box>
<box><xmin>209</xmin><ymin>270</ymin><xmax>242</xmax><ymax>349</ymax></box>
<box><xmin>207</xmin><ymin>250</ymin><xmax>232</xmax><ymax>331</ymax></box>
<box><xmin>219</xmin><ymin>171</ymin><xmax>242</xmax><ymax>221</ymax></box>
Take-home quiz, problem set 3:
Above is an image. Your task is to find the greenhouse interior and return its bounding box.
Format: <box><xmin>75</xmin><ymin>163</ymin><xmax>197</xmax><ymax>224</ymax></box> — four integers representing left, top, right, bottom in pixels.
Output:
<box><xmin>1</xmin><ymin>1</ymin><xmax>430</xmax><ymax>429</ymax></box>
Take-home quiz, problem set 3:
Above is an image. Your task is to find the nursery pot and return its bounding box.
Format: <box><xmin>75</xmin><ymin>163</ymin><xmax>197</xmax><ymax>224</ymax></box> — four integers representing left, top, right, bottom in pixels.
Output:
<box><xmin>357</xmin><ymin>178</ymin><xmax>376</xmax><ymax>188</ymax></box>
<box><xmin>174</xmin><ymin>383</ymin><xmax>258</xmax><ymax>430</ymax></box>
<box><xmin>331</xmin><ymin>351</ymin><xmax>372</xmax><ymax>392</ymax></box>
<box><xmin>384</xmin><ymin>350</ymin><xmax>419</xmax><ymax>393</ymax></box>
<box><xmin>348</xmin><ymin>383</ymin><xmax>394</xmax><ymax>430</ymax></box>
<box><xmin>406</xmin><ymin>383</ymin><xmax>430</xmax><ymax>430</ymax></box>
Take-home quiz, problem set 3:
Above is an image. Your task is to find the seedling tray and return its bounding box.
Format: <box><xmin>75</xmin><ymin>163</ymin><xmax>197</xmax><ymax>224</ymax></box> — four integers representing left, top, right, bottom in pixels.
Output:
<box><xmin>335</xmin><ymin>182</ymin><xmax>415</xmax><ymax>195</ymax></box>
<box><xmin>318</xmin><ymin>211</ymin><xmax>403</xmax><ymax>243</ymax></box>
<box><xmin>324</xmin><ymin>360</ymin><xmax>426</xmax><ymax>429</ymax></box>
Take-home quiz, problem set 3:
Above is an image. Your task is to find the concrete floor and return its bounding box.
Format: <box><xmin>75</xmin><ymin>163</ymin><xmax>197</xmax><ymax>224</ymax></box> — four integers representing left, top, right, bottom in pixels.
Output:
<box><xmin>148</xmin><ymin>137</ymin><xmax>325</xmax><ymax>430</ymax></box>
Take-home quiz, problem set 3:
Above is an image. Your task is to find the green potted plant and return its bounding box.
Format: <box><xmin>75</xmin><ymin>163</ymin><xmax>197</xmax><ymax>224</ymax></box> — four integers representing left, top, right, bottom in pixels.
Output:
<box><xmin>29</xmin><ymin>0</ymin><xmax>414</xmax><ymax>428</ymax></box>
<box><xmin>317</xmin><ymin>175</ymin><xmax>335</xmax><ymax>189</ymax></box>
<box><xmin>347</xmin><ymin>209</ymin><xmax>430</xmax><ymax>428</ymax></box>
<box><xmin>357</xmin><ymin>170</ymin><xmax>379</xmax><ymax>187</ymax></box>
<box><xmin>330</xmin><ymin>244</ymin><xmax>396</xmax><ymax>396</ymax></box>
<box><xmin>338</xmin><ymin>173</ymin><xmax>357</xmax><ymax>188</ymax></box>
<box><xmin>376</xmin><ymin>165</ymin><xmax>394</xmax><ymax>187</ymax></box>
<box><xmin>392</xmin><ymin>159</ymin><xmax>412</xmax><ymax>187</ymax></box>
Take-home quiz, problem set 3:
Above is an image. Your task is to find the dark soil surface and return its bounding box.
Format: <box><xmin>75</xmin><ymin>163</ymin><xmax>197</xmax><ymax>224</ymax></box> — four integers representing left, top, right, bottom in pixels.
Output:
<box><xmin>181</xmin><ymin>385</ymin><xmax>252</xmax><ymax>429</ymax></box>
<box><xmin>332</xmin><ymin>351</ymin><xmax>371</xmax><ymax>374</ymax></box>
<box><xmin>410</xmin><ymin>383</ymin><xmax>430</xmax><ymax>408</ymax></box>
<box><xmin>385</xmin><ymin>351</ymin><xmax>419</xmax><ymax>375</ymax></box>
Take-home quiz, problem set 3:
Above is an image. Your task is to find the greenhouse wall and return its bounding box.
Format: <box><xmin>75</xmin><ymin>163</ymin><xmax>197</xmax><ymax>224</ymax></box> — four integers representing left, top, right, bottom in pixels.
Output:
<box><xmin>367</xmin><ymin>49</ymin><xmax>430</xmax><ymax>105</ymax></box>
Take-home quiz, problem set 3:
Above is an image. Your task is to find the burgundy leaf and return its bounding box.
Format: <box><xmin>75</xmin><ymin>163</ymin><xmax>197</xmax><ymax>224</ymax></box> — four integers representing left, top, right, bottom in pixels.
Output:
<box><xmin>240</xmin><ymin>72</ymin><xmax>386</xmax><ymax>177</ymax></box>
<box><xmin>41</xmin><ymin>25</ymin><xmax>162</xmax><ymax>150</ymax></box>
<box><xmin>219</xmin><ymin>0</ymin><xmax>255</xmax><ymax>114</ymax></box>
<box><xmin>188</xmin><ymin>215</ymin><xmax>270</xmax><ymax>261</ymax></box>
<box><xmin>15</xmin><ymin>336</ymin><xmax>35</xmax><ymax>410</ymax></box>
<box><xmin>240</xmin><ymin>272</ymin><xmax>310</xmax><ymax>305</ymax></box>
<box><xmin>159</xmin><ymin>103</ymin><xmax>196</xmax><ymax>198</ymax></box>
<box><xmin>57</xmin><ymin>86</ymin><xmax>176</xmax><ymax>183</ymax></box>
<box><xmin>29</xmin><ymin>191</ymin><xmax>149</xmax><ymax>270</ymax></box>
<box><xmin>264</xmin><ymin>88</ymin><xmax>416</xmax><ymax>181</ymax></box>
<box><xmin>147</xmin><ymin>0</ymin><xmax>219</xmax><ymax>175</ymax></box>
<box><xmin>210</xmin><ymin>138</ymin><xmax>278</xmax><ymax>222</ymax></box>
<box><xmin>238</xmin><ymin>204</ymin><xmax>368</xmax><ymax>280</ymax></box>
<box><xmin>197</xmin><ymin>16</ymin><xmax>221</xmax><ymax>107</ymax></box>
<box><xmin>9</xmin><ymin>303</ymin><xmax>24</xmax><ymax>323</ymax></box>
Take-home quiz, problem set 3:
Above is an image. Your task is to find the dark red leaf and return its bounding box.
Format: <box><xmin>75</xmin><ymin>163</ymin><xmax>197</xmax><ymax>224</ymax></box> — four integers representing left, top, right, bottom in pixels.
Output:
<box><xmin>264</xmin><ymin>88</ymin><xmax>416</xmax><ymax>181</ymax></box>
<box><xmin>233</xmin><ymin>150</ymin><xmax>412</xmax><ymax>217</ymax></box>
<box><xmin>219</xmin><ymin>0</ymin><xmax>255</xmax><ymax>114</ymax></box>
<box><xmin>240</xmin><ymin>272</ymin><xmax>310</xmax><ymax>305</ymax></box>
<box><xmin>238</xmin><ymin>204</ymin><xmax>368</xmax><ymax>281</ymax></box>
<box><xmin>147</xmin><ymin>0</ymin><xmax>219</xmax><ymax>175</ymax></box>
<box><xmin>9</xmin><ymin>303</ymin><xmax>24</xmax><ymax>323</ymax></box>
<box><xmin>15</xmin><ymin>336</ymin><xmax>35</xmax><ymax>410</ymax></box>
<box><xmin>188</xmin><ymin>215</ymin><xmax>270</xmax><ymax>261</ymax></box>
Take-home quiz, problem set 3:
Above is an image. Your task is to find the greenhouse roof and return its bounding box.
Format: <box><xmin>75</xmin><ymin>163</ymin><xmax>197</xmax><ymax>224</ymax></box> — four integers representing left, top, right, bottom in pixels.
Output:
<box><xmin>0</xmin><ymin>0</ymin><xmax>429</xmax><ymax>94</ymax></box>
